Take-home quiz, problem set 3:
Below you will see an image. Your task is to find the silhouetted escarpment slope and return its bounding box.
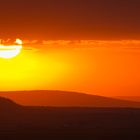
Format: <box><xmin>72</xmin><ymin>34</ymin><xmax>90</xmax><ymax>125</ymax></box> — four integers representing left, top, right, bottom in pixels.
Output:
<box><xmin>0</xmin><ymin>97</ymin><xmax>21</xmax><ymax>110</ymax></box>
<box><xmin>0</xmin><ymin>96</ymin><xmax>139</xmax><ymax>139</ymax></box>
<box><xmin>0</xmin><ymin>90</ymin><xmax>140</xmax><ymax>107</ymax></box>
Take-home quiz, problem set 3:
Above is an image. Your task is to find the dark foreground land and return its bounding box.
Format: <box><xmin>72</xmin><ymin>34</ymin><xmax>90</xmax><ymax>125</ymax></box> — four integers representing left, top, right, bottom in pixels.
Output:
<box><xmin>0</xmin><ymin>98</ymin><xmax>140</xmax><ymax>139</ymax></box>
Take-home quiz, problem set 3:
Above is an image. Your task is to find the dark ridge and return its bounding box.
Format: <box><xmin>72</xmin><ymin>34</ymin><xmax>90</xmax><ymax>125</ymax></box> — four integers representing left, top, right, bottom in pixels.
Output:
<box><xmin>0</xmin><ymin>90</ymin><xmax>140</xmax><ymax>108</ymax></box>
<box><xmin>0</xmin><ymin>93</ymin><xmax>139</xmax><ymax>139</ymax></box>
<box><xmin>0</xmin><ymin>97</ymin><xmax>21</xmax><ymax>110</ymax></box>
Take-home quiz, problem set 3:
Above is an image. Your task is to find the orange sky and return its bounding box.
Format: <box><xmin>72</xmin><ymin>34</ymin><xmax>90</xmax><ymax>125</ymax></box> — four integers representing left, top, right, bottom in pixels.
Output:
<box><xmin>0</xmin><ymin>40</ymin><xmax>139</xmax><ymax>97</ymax></box>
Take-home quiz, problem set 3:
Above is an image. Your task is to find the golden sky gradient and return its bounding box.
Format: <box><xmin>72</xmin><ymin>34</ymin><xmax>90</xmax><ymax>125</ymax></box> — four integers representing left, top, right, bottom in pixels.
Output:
<box><xmin>0</xmin><ymin>40</ymin><xmax>139</xmax><ymax>97</ymax></box>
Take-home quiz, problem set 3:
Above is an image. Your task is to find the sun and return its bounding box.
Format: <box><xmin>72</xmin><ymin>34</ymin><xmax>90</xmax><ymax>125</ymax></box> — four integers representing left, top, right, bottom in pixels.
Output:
<box><xmin>0</xmin><ymin>39</ymin><xmax>23</xmax><ymax>59</ymax></box>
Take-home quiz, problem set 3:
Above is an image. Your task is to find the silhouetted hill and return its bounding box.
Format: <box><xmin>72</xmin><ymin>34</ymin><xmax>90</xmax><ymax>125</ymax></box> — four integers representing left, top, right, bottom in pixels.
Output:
<box><xmin>115</xmin><ymin>96</ymin><xmax>140</xmax><ymax>102</ymax></box>
<box><xmin>0</xmin><ymin>90</ymin><xmax>140</xmax><ymax>107</ymax></box>
<box><xmin>0</xmin><ymin>96</ymin><xmax>139</xmax><ymax>139</ymax></box>
<box><xmin>0</xmin><ymin>97</ymin><xmax>21</xmax><ymax>111</ymax></box>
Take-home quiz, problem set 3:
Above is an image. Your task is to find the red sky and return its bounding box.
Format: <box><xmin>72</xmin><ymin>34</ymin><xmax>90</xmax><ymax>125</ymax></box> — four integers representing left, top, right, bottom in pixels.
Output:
<box><xmin>0</xmin><ymin>0</ymin><xmax>140</xmax><ymax>39</ymax></box>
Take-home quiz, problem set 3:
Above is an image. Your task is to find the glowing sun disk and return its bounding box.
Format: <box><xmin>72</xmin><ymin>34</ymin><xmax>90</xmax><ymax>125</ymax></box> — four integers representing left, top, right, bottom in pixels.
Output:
<box><xmin>0</xmin><ymin>39</ymin><xmax>22</xmax><ymax>59</ymax></box>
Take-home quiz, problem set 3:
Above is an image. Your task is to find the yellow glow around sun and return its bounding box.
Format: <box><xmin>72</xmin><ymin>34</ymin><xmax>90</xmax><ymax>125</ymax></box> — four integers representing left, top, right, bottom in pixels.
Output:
<box><xmin>0</xmin><ymin>39</ymin><xmax>22</xmax><ymax>59</ymax></box>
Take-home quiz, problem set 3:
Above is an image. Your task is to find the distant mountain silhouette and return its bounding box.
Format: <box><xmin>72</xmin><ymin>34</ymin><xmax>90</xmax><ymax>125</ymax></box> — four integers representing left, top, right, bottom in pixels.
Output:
<box><xmin>0</xmin><ymin>90</ymin><xmax>140</xmax><ymax>107</ymax></box>
<box><xmin>0</xmin><ymin>93</ymin><xmax>140</xmax><ymax>139</ymax></box>
<box><xmin>115</xmin><ymin>96</ymin><xmax>140</xmax><ymax>102</ymax></box>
